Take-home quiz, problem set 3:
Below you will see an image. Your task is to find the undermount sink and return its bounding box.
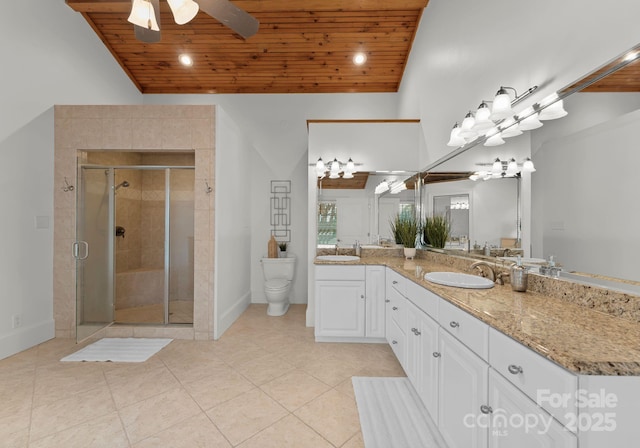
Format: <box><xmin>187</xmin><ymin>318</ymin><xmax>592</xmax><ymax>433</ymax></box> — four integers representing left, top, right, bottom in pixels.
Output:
<box><xmin>316</xmin><ymin>255</ymin><xmax>361</xmax><ymax>262</ymax></box>
<box><xmin>424</xmin><ymin>271</ymin><xmax>494</xmax><ymax>289</ymax></box>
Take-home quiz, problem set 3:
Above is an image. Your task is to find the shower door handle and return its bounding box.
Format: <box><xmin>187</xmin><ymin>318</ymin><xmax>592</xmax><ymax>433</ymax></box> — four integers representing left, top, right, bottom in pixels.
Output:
<box><xmin>73</xmin><ymin>241</ymin><xmax>89</xmax><ymax>260</ymax></box>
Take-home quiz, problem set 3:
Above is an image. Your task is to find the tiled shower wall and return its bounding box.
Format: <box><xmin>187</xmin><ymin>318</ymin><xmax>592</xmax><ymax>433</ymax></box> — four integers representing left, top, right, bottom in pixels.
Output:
<box><xmin>54</xmin><ymin>105</ymin><xmax>215</xmax><ymax>340</ymax></box>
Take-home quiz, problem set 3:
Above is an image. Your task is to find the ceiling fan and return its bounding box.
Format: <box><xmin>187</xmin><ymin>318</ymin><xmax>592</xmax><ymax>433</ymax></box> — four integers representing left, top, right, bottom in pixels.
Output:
<box><xmin>128</xmin><ymin>0</ymin><xmax>259</xmax><ymax>43</ymax></box>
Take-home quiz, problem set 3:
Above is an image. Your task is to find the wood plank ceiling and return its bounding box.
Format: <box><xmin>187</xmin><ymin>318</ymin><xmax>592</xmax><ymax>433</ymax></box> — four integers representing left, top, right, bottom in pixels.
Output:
<box><xmin>66</xmin><ymin>0</ymin><xmax>430</xmax><ymax>94</ymax></box>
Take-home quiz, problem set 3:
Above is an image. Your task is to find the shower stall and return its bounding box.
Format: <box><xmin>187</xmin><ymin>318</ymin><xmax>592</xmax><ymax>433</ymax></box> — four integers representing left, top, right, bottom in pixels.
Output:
<box><xmin>75</xmin><ymin>156</ymin><xmax>195</xmax><ymax>342</ymax></box>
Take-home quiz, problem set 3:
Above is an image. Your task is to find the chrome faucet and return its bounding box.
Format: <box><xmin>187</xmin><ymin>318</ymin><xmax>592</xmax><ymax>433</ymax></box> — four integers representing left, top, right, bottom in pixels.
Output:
<box><xmin>503</xmin><ymin>247</ymin><xmax>512</xmax><ymax>257</ymax></box>
<box><xmin>354</xmin><ymin>240</ymin><xmax>361</xmax><ymax>256</ymax></box>
<box><xmin>335</xmin><ymin>241</ymin><xmax>339</xmax><ymax>255</ymax></box>
<box><xmin>469</xmin><ymin>261</ymin><xmax>496</xmax><ymax>282</ymax></box>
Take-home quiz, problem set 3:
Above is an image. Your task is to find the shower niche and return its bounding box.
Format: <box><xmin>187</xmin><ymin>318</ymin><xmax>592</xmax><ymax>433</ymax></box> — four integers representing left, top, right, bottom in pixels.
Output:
<box><xmin>75</xmin><ymin>151</ymin><xmax>195</xmax><ymax>341</ymax></box>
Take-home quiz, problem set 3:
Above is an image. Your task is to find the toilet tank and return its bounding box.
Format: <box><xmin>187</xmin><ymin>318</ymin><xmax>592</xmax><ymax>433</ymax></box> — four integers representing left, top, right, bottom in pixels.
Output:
<box><xmin>261</xmin><ymin>256</ymin><xmax>296</xmax><ymax>281</ymax></box>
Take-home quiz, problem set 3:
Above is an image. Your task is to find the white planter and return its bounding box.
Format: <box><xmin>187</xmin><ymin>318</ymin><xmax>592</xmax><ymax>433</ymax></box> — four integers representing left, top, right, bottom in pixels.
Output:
<box><xmin>404</xmin><ymin>247</ymin><xmax>416</xmax><ymax>259</ymax></box>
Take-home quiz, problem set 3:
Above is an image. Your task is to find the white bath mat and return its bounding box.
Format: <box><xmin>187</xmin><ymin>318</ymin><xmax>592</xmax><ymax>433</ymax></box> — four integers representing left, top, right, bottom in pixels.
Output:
<box><xmin>61</xmin><ymin>338</ymin><xmax>173</xmax><ymax>363</ymax></box>
<box><xmin>352</xmin><ymin>377</ymin><xmax>445</xmax><ymax>448</ymax></box>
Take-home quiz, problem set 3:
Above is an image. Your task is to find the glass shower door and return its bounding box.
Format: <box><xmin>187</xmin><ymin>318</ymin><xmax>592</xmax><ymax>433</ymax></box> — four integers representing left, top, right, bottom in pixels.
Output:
<box><xmin>76</xmin><ymin>167</ymin><xmax>114</xmax><ymax>341</ymax></box>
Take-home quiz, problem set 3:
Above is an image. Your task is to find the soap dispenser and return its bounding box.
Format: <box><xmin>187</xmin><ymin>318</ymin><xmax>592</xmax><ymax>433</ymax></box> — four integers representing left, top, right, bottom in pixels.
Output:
<box><xmin>483</xmin><ymin>242</ymin><xmax>491</xmax><ymax>256</ymax></box>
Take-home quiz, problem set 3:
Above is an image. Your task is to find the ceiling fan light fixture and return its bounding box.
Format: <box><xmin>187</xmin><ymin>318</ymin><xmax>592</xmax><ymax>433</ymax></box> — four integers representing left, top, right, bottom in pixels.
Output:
<box><xmin>167</xmin><ymin>0</ymin><xmax>200</xmax><ymax>25</ymax></box>
<box><xmin>128</xmin><ymin>0</ymin><xmax>160</xmax><ymax>31</ymax></box>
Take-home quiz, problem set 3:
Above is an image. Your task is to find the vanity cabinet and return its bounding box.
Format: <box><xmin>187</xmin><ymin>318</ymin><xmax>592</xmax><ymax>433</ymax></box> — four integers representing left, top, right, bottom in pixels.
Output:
<box><xmin>315</xmin><ymin>265</ymin><xmax>386</xmax><ymax>341</ymax></box>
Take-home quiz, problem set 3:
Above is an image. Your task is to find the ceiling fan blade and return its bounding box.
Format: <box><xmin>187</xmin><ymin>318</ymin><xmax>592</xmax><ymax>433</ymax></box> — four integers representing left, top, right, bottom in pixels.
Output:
<box><xmin>198</xmin><ymin>0</ymin><xmax>259</xmax><ymax>39</ymax></box>
<box><xmin>133</xmin><ymin>0</ymin><xmax>161</xmax><ymax>43</ymax></box>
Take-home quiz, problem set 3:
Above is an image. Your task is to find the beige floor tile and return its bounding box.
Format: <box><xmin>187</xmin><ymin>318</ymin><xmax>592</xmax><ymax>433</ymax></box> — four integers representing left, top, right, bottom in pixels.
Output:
<box><xmin>300</xmin><ymin>354</ymin><xmax>362</xmax><ymax>387</ymax></box>
<box><xmin>33</xmin><ymin>363</ymin><xmax>107</xmax><ymax>407</ymax></box>
<box><xmin>334</xmin><ymin>377</ymin><xmax>357</xmax><ymax>400</ymax></box>
<box><xmin>0</xmin><ymin>411</ymin><xmax>31</xmax><ymax>448</ymax></box>
<box><xmin>0</xmin><ymin>383</ymin><xmax>33</xmax><ymax>420</ymax></box>
<box><xmin>294</xmin><ymin>389</ymin><xmax>361</xmax><ymax>447</ymax></box>
<box><xmin>101</xmin><ymin>356</ymin><xmax>166</xmax><ymax>383</ymax></box>
<box><xmin>29</xmin><ymin>412</ymin><xmax>129</xmax><ymax>448</ymax></box>
<box><xmin>162</xmin><ymin>354</ymin><xmax>228</xmax><ymax>384</ymax></box>
<box><xmin>108</xmin><ymin>365</ymin><xmax>180</xmax><ymax>408</ymax></box>
<box><xmin>119</xmin><ymin>387</ymin><xmax>202</xmax><ymax>444</ymax></box>
<box><xmin>342</xmin><ymin>431</ymin><xmax>366</xmax><ymax>448</ymax></box>
<box><xmin>235</xmin><ymin>352</ymin><xmax>295</xmax><ymax>385</ymax></box>
<box><xmin>182</xmin><ymin>364</ymin><xmax>255</xmax><ymax>410</ymax></box>
<box><xmin>30</xmin><ymin>385</ymin><xmax>116</xmax><ymax>442</ymax></box>
<box><xmin>206</xmin><ymin>388</ymin><xmax>288</xmax><ymax>446</ymax></box>
<box><xmin>237</xmin><ymin>414</ymin><xmax>333</xmax><ymax>448</ymax></box>
<box><xmin>133</xmin><ymin>413</ymin><xmax>231</xmax><ymax>448</ymax></box>
<box><xmin>260</xmin><ymin>369</ymin><xmax>332</xmax><ymax>412</ymax></box>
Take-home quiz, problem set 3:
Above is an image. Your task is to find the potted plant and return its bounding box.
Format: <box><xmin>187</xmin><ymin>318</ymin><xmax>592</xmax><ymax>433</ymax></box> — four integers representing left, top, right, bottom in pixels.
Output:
<box><xmin>278</xmin><ymin>242</ymin><xmax>288</xmax><ymax>258</ymax></box>
<box><xmin>389</xmin><ymin>213</ymin><xmax>403</xmax><ymax>245</ymax></box>
<box><xmin>424</xmin><ymin>214</ymin><xmax>451</xmax><ymax>249</ymax></box>
<box><xmin>392</xmin><ymin>213</ymin><xmax>419</xmax><ymax>259</ymax></box>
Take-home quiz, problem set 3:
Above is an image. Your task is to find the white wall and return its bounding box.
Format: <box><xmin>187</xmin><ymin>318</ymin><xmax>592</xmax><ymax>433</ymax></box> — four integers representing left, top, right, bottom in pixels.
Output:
<box><xmin>532</xmin><ymin>109</ymin><xmax>640</xmax><ymax>282</ymax></box>
<box><xmin>214</xmin><ymin>108</ymin><xmax>255</xmax><ymax>338</ymax></box>
<box><xmin>0</xmin><ymin>1</ymin><xmax>140</xmax><ymax>359</ymax></box>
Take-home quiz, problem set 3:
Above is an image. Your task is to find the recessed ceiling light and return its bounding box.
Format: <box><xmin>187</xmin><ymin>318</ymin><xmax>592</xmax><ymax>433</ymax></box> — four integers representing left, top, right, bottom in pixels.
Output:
<box><xmin>353</xmin><ymin>53</ymin><xmax>367</xmax><ymax>65</ymax></box>
<box><xmin>179</xmin><ymin>54</ymin><xmax>193</xmax><ymax>66</ymax></box>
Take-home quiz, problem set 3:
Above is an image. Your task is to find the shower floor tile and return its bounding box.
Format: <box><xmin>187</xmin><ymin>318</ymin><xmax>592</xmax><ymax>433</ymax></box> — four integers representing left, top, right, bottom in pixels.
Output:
<box><xmin>115</xmin><ymin>300</ymin><xmax>194</xmax><ymax>324</ymax></box>
<box><xmin>0</xmin><ymin>304</ymin><xmax>403</xmax><ymax>447</ymax></box>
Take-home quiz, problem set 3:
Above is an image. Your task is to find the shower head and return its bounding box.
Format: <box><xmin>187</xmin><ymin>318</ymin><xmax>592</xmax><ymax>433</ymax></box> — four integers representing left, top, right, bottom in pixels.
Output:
<box><xmin>115</xmin><ymin>180</ymin><xmax>130</xmax><ymax>190</ymax></box>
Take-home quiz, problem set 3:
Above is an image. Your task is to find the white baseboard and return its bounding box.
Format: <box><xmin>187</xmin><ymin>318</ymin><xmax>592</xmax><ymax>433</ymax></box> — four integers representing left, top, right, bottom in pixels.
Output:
<box><xmin>215</xmin><ymin>291</ymin><xmax>251</xmax><ymax>339</ymax></box>
<box><xmin>0</xmin><ymin>319</ymin><xmax>55</xmax><ymax>360</ymax></box>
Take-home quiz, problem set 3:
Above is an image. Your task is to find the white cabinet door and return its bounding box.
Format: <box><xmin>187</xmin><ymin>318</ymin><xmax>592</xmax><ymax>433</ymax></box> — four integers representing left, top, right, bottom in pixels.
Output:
<box><xmin>365</xmin><ymin>265</ymin><xmax>386</xmax><ymax>338</ymax></box>
<box><xmin>315</xmin><ymin>280</ymin><xmax>365</xmax><ymax>337</ymax></box>
<box><xmin>488</xmin><ymin>369</ymin><xmax>576</xmax><ymax>448</ymax></box>
<box><xmin>406</xmin><ymin>300</ymin><xmax>440</xmax><ymax>424</ymax></box>
<box><xmin>438</xmin><ymin>329</ymin><xmax>489</xmax><ymax>448</ymax></box>
<box><xmin>418</xmin><ymin>310</ymin><xmax>440</xmax><ymax>424</ymax></box>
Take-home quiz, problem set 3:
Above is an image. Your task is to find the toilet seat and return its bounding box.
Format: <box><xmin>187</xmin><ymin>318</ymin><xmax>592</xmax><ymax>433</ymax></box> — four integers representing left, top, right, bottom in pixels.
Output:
<box><xmin>265</xmin><ymin>279</ymin><xmax>289</xmax><ymax>290</ymax></box>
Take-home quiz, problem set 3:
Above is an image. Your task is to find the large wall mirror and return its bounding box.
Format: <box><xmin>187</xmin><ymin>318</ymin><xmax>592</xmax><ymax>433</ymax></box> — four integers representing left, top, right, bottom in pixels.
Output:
<box><xmin>316</xmin><ymin>171</ymin><xmax>418</xmax><ymax>247</ymax></box>
<box><xmin>419</xmin><ymin>43</ymin><xmax>640</xmax><ymax>288</ymax></box>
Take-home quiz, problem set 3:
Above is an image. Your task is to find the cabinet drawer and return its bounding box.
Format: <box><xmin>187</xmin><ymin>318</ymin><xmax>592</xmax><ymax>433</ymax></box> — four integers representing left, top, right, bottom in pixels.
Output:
<box><xmin>387</xmin><ymin>287</ymin><xmax>407</xmax><ymax>331</ymax></box>
<box><xmin>387</xmin><ymin>318</ymin><xmax>406</xmax><ymax>367</ymax></box>
<box><xmin>405</xmin><ymin>279</ymin><xmax>439</xmax><ymax>319</ymax></box>
<box><xmin>439</xmin><ymin>299</ymin><xmax>488</xmax><ymax>361</ymax></box>
<box><xmin>386</xmin><ymin>268</ymin><xmax>407</xmax><ymax>297</ymax></box>
<box><xmin>489</xmin><ymin>328</ymin><xmax>577</xmax><ymax>428</ymax></box>
<box><xmin>315</xmin><ymin>265</ymin><xmax>365</xmax><ymax>281</ymax></box>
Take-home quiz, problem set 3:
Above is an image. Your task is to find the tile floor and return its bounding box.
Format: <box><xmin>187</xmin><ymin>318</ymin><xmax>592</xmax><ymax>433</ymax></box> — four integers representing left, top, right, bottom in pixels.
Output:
<box><xmin>0</xmin><ymin>304</ymin><xmax>405</xmax><ymax>447</ymax></box>
<box><xmin>115</xmin><ymin>300</ymin><xmax>194</xmax><ymax>324</ymax></box>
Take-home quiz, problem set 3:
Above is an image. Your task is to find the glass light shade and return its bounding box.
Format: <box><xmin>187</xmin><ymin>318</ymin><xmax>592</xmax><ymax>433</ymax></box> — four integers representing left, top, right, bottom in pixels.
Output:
<box><xmin>375</xmin><ymin>181</ymin><xmax>389</xmax><ymax>195</ymax></box>
<box><xmin>522</xmin><ymin>158</ymin><xmax>536</xmax><ymax>172</ymax></box>
<box><xmin>490</xmin><ymin>88</ymin><xmax>514</xmax><ymax>120</ymax></box>
<box><xmin>518</xmin><ymin>112</ymin><xmax>544</xmax><ymax>130</ymax></box>
<box><xmin>345</xmin><ymin>158</ymin><xmax>355</xmax><ymax>173</ymax></box>
<box><xmin>458</xmin><ymin>112</ymin><xmax>478</xmax><ymax>139</ymax></box>
<box><xmin>167</xmin><ymin>0</ymin><xmax>199</xmax><ymax>25</ymax></box>
<box><xmin>506</xmin><ymin>158</ymin><xmax>518</xmax><ymax>175</ymax></box>
<box><xmin>469</xmin><ymin>173</ymin><xmax>480</xmax><ymax>181</ymax></box>
<box><xmin>329</xmin><ymin>158</ymin><xmax>341</xmax><ymax>177</ymax></box>
<box><xmin>390</xmin><ymin>181</ymin><xmax>407</xmax><ymax>194</ymax></box>
<box><xmin>128</xmin><ymin>0</ymin><xmax>160</xmax><ymax>31</ymax></box>
<box><xmin>492</xmin><ymin>158</ymin><xmax>503</xmax><ymax>174</ymax></box>
<box><xmin>539</xmin><ymin>100</ymin><xmax>568</xmax><ymax>120</ymax></box>
<box><xmin>447</xmin><ymin>123</ymin><xmax>466</xmax><ymax>147</ymax></box>
<box><xmin>500</xmin><ymin>119</ymin><xmax>523</xmax><ymax>138</ymax></box>
<box><xmin>315</xmin><ymin>158</ymin><xmax>326</xmax><ymax>177</ymax></box>
<box><xmin>342</xmin><ymin>171</ymin><xmax>354</xmax><ymax>179</ymax></box>
<box><xmin>484</xmin><ymin>133</ymin><xmax>505</xmax><ymax>147</ymax></box>
<box><xmin>472</xmin><ymin>102</ymin><xmax>494</xmax><ymax>132</ymax></box>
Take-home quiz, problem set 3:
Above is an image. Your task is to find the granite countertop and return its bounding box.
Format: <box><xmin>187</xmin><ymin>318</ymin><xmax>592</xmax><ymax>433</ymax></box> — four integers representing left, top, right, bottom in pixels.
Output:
<box><xmin>315</xmin><ymin>256</ymin><xmax>640</xmax><ymax>376</ymax></box>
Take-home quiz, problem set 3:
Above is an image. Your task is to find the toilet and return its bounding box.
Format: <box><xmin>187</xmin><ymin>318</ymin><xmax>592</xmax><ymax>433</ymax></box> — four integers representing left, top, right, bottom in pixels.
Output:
<box><xmin>260</xmin><ymin>256</ymin><xmax>296</xmax><ymax>316</ymax></box>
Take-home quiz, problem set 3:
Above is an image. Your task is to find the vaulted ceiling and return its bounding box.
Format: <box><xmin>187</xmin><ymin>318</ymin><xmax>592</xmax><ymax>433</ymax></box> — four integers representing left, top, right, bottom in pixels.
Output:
<box><xmin>66</xmin><ymin>0</ymin><xmax>430</xmax><ymax>94</ymax></box>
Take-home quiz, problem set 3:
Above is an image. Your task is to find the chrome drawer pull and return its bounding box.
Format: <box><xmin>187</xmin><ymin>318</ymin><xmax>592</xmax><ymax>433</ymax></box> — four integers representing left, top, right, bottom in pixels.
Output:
<box><xmin>411</xmin><ymin>328</ymin><xmax>421</xmax><ymax>336</ymax></box>
<box><xmin>508</xmin><ymin>364</ymin><xmax>523</xmax><ymax>375</ymax></box>
<box><xmin>392</xmin><ymin>306</ymin><xmax>398</xmax><ymax>311</ymax></box>
<box><xmin>392</xmin><ymin>340</ymin><xmax>398</xmax><ymax>345</ymax></box>
<box><xmin>449</xmin><ymin>321</ymin><xmax>459</xmax><ymax>328</ymax></box>
<box><xmin>385</xmin><ymin>299</ymin><xmax>390</xmax><ymax>303</ymax></box>
<box><xmin>392</xmin><ymin>280</ymin><xmax>398</xmax><ymax>284</ymax></box>
<box><xmin>480</xmin><ymin>405</ymin><xmax>493</xmax><ymax>414</ymax></box>
<box><xmin>433</xmin><ymin>352</ymin><xmax>441</xmax><ymax>358</ymax></box>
